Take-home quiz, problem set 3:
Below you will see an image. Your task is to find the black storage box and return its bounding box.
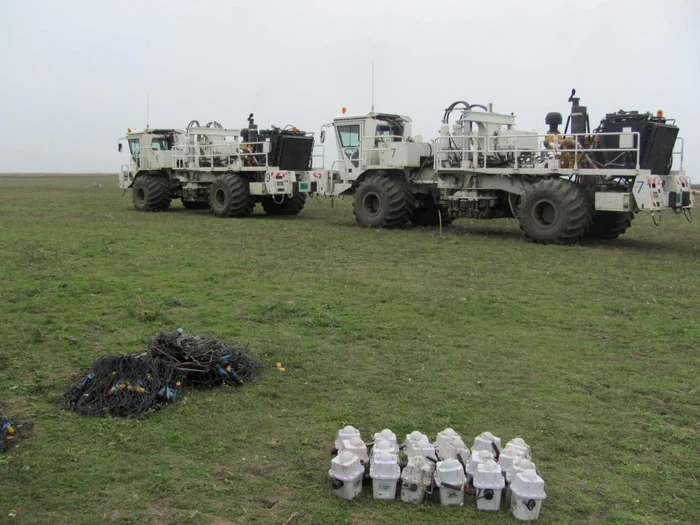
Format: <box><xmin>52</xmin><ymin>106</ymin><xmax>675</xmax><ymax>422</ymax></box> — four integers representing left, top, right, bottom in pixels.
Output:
<box><xmin>595</xmin><ymin>111</ymin><xmax>678</xmax><ymax>174</ymax></box>
<box><xmin>639</xmin><ymin>122</ymin><xmax>678</xmax><ymax>175</ymax></box>
<box><xmin>269</xmin><ymin>134</ymin><xmax>314</xmax><ymax>171</ymax></box>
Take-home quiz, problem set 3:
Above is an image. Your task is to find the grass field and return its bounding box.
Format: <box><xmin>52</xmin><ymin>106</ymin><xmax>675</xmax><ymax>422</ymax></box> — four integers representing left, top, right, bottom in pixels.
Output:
<box><xmin>0</xmin><ymin>175</ymin><xmax>698</xmax><ymax>525</ymax></box>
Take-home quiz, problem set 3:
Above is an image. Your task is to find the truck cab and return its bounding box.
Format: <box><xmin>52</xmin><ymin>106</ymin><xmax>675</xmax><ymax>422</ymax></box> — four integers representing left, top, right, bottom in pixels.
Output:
<box><xmin>333</xmin><ymin>112</ymin><xmax>431</xmax><ymax>185</ymax></box>
<box><xmin>119</xmin><ymin>129</ymin><xmax>181</xmax><ymax>189</ymax></box>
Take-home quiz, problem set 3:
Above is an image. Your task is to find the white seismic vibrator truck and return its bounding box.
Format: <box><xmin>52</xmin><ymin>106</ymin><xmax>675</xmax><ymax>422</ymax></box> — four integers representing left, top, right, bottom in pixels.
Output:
<box><xmin>118</xmin><ymin>89</ymin><xmax>693</xmax><ymax>244</ymax></box>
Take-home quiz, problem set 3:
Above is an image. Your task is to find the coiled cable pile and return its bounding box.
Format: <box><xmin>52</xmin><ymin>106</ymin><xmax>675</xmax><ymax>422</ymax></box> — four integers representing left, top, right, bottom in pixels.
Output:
<box><xmin>64</xmin><ymin>331</ymin><xmax>263</xmax><ymax>417</ymax></box>
<box><xmin>63</xmin><ymin>354</ymin><xmax>179</xmax><ymax>417</ymax></box>
<box><xmin>147</xmin><ymin>332</ymin><xmax>263</xmax><ymax>387</ymax></box>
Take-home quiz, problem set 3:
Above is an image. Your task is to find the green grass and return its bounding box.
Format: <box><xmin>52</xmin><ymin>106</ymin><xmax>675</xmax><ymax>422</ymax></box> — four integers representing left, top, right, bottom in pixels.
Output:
<box><xmin>0</xmin><ymin>175</ymin><xmax>698</xmax><ymax>525</ymax></box>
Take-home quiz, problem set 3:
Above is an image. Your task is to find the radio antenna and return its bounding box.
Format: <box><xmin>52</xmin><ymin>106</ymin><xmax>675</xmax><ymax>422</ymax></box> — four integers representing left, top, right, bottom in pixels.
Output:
<box><xmin>371</xmin><ymin>61</ymin><xmax>375</xmax><ymax>112</ymax></box>
<box><xmin>146</xmin><ymin>92</ymin><xmax>150</xmax><ymax>129</ymax></box>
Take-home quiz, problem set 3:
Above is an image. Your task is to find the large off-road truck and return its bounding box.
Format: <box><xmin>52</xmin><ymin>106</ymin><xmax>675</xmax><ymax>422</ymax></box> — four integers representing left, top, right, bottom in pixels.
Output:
<box><xmin>315</xmin><ymin>90</ymin><xmax>693</xmax><ymax>243</ymax></box>
<box><xmin>118</xmin><ymin>114</ymin><xmax>318</xmax><ymax>217</ymax></box>
<box><xmin>118</xmin><ymin>90</ymin><xmax>694</xmax><ymax>244</ymax></box>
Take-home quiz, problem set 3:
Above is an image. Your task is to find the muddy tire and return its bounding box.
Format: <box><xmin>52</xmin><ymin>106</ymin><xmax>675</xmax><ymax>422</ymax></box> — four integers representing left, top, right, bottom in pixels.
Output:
<box><xmin>182</xmin><ymin>200</ymin><xmax>210</xmax><ymax>210</ymax></box>
<box><xmin>132</xmin><ymin>175</ymin><xmax>172</xmax><ymax>212</ymax></box>
<box><xmin>353</xmin><ymin>173</ymin><xmax>415</xmax><ymax>228</ymax></box>
<box><xmin>209</xmin><ymin>174</ymin><xmax>255</xmax><ymax>218</ymax></box>
<box><xmin>588</xmin><ymin>211</ymin><xmax>634</xmax><ymax>240</ymax></box>
<box><xmin>261</xmin><ymin>192</ymin><xmax>307</xmax><ymax>216</ymax></box>
<box><xmin>518</xmin><ymin>178</ymin><xmax>592</xmax><ymax>244</ymax></box>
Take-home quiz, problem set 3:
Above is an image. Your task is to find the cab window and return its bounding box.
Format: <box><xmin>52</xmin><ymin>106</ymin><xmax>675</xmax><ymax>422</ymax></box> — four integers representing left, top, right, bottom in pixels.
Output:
<box><xmin>338</xmin><ymin>125</ymin><xmax>360</xmax><ymax>148</ymax></box>
<box><xmin>375</xmin><ymin>125</ymin><xmax>392</xmax><ymax>146</ymax></box>
<box><xmin>128</xmin><ymin>138</ymin><xmax>140</xmax><ymax>158</ymax></box>
<box><xmin>376</xmin><ymin>125</ymin><xmax>391</xmax><ymax>139</ymax></box>
<box><xmin>151</xmin><ymin>137</ymin><xmax>170</xmax><ymax>150</ymax></box>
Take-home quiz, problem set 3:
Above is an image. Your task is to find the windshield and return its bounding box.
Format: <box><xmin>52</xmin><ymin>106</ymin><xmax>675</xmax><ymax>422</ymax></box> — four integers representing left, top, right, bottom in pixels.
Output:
<box><xmin>337</xmin><ymin>125</ymin><xmax>360</xmax><ymax>148</ymax></box>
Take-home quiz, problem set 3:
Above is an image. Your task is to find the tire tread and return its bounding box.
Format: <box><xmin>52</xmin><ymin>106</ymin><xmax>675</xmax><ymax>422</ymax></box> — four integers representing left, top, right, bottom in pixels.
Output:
<box><xmin>210</xmin><ymin>174</ymin><xmax>255</xmax><ymax>218</ymax></box>
<box><xmin>353</xmin><ymin>172</ymin><xmax>415</xmax><ymax>228</ymax></box>
<box><xmin>519</xmin><ymin>178</ymin><xmax>592</xmax><ymax>244</ymax></box>
<box><xmin>133</xmin><ymin>175</ymin><xmax>172</xmax><ymax>212</ymax></box>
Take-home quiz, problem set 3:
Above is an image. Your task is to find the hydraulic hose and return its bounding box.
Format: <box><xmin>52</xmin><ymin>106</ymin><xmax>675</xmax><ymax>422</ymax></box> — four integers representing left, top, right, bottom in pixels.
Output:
<box><xmin>443</xmin><ymin>101</ymin><xmax>489</xmax><ymax>123</ymax></box>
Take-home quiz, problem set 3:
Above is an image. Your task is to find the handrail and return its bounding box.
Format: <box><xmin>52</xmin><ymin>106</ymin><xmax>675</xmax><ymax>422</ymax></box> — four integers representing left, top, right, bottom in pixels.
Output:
<box><xmin>171</xmin><ymin>141</ymin><xmax>269</xmax><ymax>170</ymax></box>
<box><xmin>312</xmin><ymin>144</ymin><xmax>325</xmax><ymax>169</ymax></box>
<box><xmin>130</xmin><ymin>140</ymin><xmax>321</xmax><ymax>172</ymax></box>
<box><xmin>673</xmin><ymin>137</ymin><xmax>684</xmax><ymax>170</ymax></box>
<box><xmin>334</xmin><ymin>135</ymin><xmax>408</xmax><ymax>169</ymax></box>
<box><xmin>434</xmin><ymin>131</ymin><xmax>643</xmax><ymax>171</ymax></box>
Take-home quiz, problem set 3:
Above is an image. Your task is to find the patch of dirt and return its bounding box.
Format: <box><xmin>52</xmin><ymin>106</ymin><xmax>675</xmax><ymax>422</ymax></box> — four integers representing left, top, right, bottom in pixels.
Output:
<box><xmin>146</xmin><ymin>499</ymin><xmax>172</xmax><ymax>520</ymax></box>
<box><xmin>249</xmin><ymin>465</ymin><xmax>266</xmax><ymax>477</ymax></box>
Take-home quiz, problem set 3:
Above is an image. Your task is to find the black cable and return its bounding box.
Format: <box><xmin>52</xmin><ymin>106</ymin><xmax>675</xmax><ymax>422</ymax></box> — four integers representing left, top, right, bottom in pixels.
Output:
<box><xmin>63</xmin><ymin>354</ymin><xmax>180</xmax><ymax>417</ymax></box>
<box><xmin>147</xmin><ymin>332</ymin><xmax>263</xmax><ymax>387</ymax></box>
<box><xmin>64</xmin><ymin>332</ymin><xmax>263</xmax><ymax>417</ymax></box>
<box><xmin>442</xmin><ymin>101</ymin><xmax>489</xmax><ymax>123</ymax></box>
<box><xmin>443</xmin><ymin>101</ymin><xmax>471</xmax><ymax>124</ymax></box>
<box><xmin>475</xmin><ymin>488</ymin><xmax>495</xmax><ymax>500</ymax></box>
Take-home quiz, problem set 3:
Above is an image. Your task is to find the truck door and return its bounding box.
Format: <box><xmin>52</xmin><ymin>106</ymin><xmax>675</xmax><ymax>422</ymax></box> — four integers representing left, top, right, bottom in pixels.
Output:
<box><xmin>336</xmin><ymin>122</ymin><xmax>362</xmax><ymax>177</ymax></box>
<box><xmin>148</xmin><ymin>135</ymin><xmax>170</xmax><ymax>170</ymax></box>
<box><xmin>128</xmin><ymin>137</ymin><xmax>141</xmax><ymax>170</ymax></box>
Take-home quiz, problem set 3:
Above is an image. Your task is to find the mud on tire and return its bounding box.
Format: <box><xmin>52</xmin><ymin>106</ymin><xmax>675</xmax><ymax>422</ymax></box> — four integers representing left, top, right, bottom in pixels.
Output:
<box><xmin>132</xmin><ymin>175</ymin><xmax>172</xmax><ymax>212</ymax></box>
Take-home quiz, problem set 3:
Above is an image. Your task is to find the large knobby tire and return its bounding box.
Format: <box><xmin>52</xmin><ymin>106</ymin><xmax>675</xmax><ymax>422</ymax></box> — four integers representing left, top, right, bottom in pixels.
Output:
<box><xmin>588</xmin><ymin>211</ymin><xmax>634</xmax><ymax>240</ymax></box>
<box><xmin>132</xmin><ymin>175</ymin><xmax>172</xmax><ymax>212</ymax></box>
<box><xmin>353</xmin><ymin>173</ymin><xmax>415</xmax><ymax>228</ymax></box>
<box><xmin>261</xmin><ymin>193</ymin><xmax>307</xmax><ymax>216</ymax></box>
<box><xmin>518</xmin><ymin>179</ymin><xmax>592</xmax><ymax>245</ymax></box>
<box><xmin>209</xmin><ymin>174</ymin><xmax>255</xmax><ymax>218</ymax></box>
<box><xmin>182</xmin><ymin>200</ymin><xmax>210</xmax><ymax>210</ymax></box>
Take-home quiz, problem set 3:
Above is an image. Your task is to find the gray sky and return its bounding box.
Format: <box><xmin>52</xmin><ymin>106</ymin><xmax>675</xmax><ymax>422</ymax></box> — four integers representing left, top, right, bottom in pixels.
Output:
<box><xmin>1</xmin><ymin>0</ymin><xmax>698</xmax><ymax>176</ymax></box>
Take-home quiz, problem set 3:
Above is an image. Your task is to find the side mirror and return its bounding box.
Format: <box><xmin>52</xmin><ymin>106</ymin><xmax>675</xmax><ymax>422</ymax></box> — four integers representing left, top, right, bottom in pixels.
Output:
<box><xmin>118</xmin><ymin>143</ymin><xmax>122</xmax><ymax>152</ymax></box>
<box><xmin>320</xmin><ymin>130</ymin><xmax>326</xmax><ymax>144</ymax></box>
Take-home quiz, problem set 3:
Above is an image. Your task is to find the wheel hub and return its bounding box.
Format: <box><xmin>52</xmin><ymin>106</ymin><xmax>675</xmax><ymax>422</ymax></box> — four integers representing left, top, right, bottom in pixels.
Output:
<box><xmin>214</xmin><ymin>188</ymin><xmax>226</xmax><ymax>207</ymax></box>
<box><xmin>532</xmin><ymin>199</ymin><xmax>557</xmax><ymax>228</ymax></box>
<box><xmin>363</xmin><ymin>193</ymin><xmax>382</xmax><ymax>216</ymax></box>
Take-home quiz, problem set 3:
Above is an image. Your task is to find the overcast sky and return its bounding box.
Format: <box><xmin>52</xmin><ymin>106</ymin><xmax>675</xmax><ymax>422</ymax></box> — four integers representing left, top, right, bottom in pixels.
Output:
<box><xmin>1</xmin><ymin>0</ymin><xmax>698</xmax><ymax>176</ymax></box>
